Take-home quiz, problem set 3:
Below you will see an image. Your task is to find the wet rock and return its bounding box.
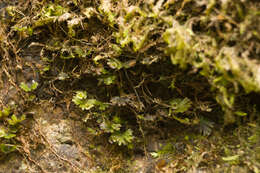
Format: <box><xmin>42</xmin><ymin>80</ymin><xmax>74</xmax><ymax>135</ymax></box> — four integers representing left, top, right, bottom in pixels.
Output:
<box><xmin>57</xmin><ymin>144</ymin><xmax>80</xmax><ymax>160</ymax></box>
<box><xmin>0</xmin><ymin>154</ymin><xmax>28</xmax><ymax>173</ymax></box>
<box><xmin>0</xmin><ymin>103</ymin><xmax>92</xmax><ymax>173</ymax></box>
<box><xmin>146</xmin><ymin>135</ymin><xmax>162</xmax><ymax>152</ymax></box>
<box><xmin>131</xmin><ymin>156</ymin><xmax>155</xmax><ymax>173</ymax></box>
<box><xmin>41</xmin><ymin>120</ymin><xmax>73</xmax><ymax>145</ymax></box>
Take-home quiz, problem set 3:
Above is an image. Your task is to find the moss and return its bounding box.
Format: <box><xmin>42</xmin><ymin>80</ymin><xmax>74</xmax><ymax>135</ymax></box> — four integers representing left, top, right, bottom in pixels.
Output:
<box><xmin>0</xmin><ymin>0</ymin><xmax>260</xmax><ymax>171</ymax></box>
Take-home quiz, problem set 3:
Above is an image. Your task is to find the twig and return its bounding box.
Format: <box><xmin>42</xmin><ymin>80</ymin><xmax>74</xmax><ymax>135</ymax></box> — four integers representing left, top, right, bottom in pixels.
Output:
<box><xmin>17</xmin><ymin>143</ymin><xmax>47</xmax><ymax>173</ymax></box>
<box><xmin>124</xmin><ymin>69</ymin><xmax>144</xmax><ymax>110</ymax></box>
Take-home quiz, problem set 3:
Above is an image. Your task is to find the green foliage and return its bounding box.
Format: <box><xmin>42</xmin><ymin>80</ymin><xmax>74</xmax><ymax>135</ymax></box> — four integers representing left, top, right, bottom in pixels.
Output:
<box><xmin>163</xmin><ymin>21</ymin><xmax>193</xmax><ymax>69</ymax></box>
<box><xmin>20</xmin><ymin>80</ymin><xmax>38</xmax><ymax>92</ymax></box>
<box><xmin>98</xmin><ymin>75</ymin><xmax>117</xmax><ymax>85</ymax></box>
<box><xmin>1</xmin><ymin>0</ymin><xmax>260</xmax><ymax>163</ymax></box>
<box><xmin>0</xmin><ymin>128</ymin><xmax>16</xmax><ymax>139</ymax></box>
<box><xmin>151</xmin><ymin>143</ymin><xmax>175</xmax><ymax>158</ymax></box>
<box><xmin>109</xmin><ymin>129</ymin><xmax>134</xmax><ymax>147</ymax></box>
<box><xmin>0</xmin><ymin>144</ymin><xmax>17</xmax><ymax>154</ymax></box>
<box><xmin>100</xmin><ymin>120</ymin><xmax>121</xmax><ymax>133</ymax></box>
<box><xmin>7</xmin><ymin>114</ymin><xmax>26</xmax><ymax>126</ymax></box>
<box><xmin>42</xmin><ymin>4</ymin><xmax>67</xmax><ymax>17</ymax></box>
<box><xmin>73</xmin><ymin>90</ymin><xmax>134</xmax><ymax>147</ymax></box>
<box><xmin>107</xmin><ymin>58</ymin><xmax>123</xmax><ymax>70</ymax></box>
<box><xmin>0</xmin><ymin>107</ymin><xmax>11</xmax><ymax>118</ymax></box>
<box><xmin>222</xmin><ymin>155</ymin><xmax>240</xmax><ymax>163</ymax></box>
<box><xmin>98</xmin><ymin>0</ymin><xmax>116</xmax><ymax>26</ymax></box>
<box><xmin>0</xmin><ymin>106</ymin><xmax>26</xmax><ymax>154</ymax></box>
<box><xmin>234</xmin><ymin>111</ymin><xmax>247</xmax><ymax>117</ymax></box>
<box><xmin>222</xmin><ymin>146</ymin><xmax>241</xmax><ymax>165</ymax></box>
<box><xmin>32</xmin><ymin>3</ymin><xmax>68</xmax><ymax>28</ymax></box>
<box><xmin>72</xmin><ymin>91</ymin><xmax>108</xmax><ymax>110</ymax></box>
<box><xmin>13</xmin><ymin>26</ymin><xmax>33</xmax><ymax>36</ymax></box>
<box><xmin>170</xmin><ymin>98</ymin><xmax>192</xmax><ymax>114</ymax></box>
<box><xmin>197</xmin><ymin>117</ymin><xmax>214</xmax><ymax>136</ymax></box>
<box><xmin>167</xmin><ymin>98</ymin><xmax>193</xmax><ymax>124</ymax></box>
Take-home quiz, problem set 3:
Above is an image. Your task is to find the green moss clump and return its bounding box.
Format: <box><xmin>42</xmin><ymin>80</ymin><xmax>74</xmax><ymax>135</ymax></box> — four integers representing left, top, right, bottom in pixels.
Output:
<box><xmin>0</xmin><ymin>0</ymin><xmax>259</xmax><ymax>150</ymax></box>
